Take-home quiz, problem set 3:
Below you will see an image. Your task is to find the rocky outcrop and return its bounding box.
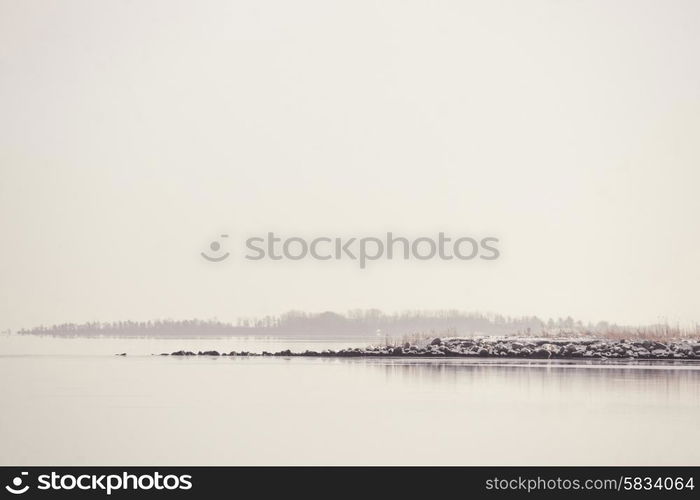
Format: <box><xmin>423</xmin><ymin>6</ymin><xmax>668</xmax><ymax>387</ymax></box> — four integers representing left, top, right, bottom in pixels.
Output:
<box><xmin>163</xmin><ymin>338</ymin><xmax>700</xmax><ymax>360</ymax></box>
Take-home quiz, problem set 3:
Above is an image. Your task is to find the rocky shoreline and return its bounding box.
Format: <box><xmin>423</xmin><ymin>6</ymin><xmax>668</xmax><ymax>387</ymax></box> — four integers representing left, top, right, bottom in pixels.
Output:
<box><xmin>155</xmin><ymin>337</ymin><xmax>700</xmax><ymax>360</ymax></box>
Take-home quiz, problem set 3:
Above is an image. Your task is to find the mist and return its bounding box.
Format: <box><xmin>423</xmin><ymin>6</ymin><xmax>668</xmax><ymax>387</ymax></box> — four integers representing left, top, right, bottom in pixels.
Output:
<box><xmin>2</xmin><ymin>0</ymin><xmax>699</xmax><ymax>331</ymax></box>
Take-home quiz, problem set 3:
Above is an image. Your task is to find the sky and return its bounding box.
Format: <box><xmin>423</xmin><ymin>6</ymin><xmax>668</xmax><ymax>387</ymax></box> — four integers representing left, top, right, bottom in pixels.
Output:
<box><xmin>1</xmin><ymin>0</ymin><xmax>699</xmax><ymax>331</ymax></box>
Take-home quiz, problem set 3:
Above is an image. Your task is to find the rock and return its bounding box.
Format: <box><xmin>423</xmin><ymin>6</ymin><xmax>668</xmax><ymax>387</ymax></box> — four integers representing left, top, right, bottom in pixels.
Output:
<box><xmin>542</xmin><ymin>344</ymin><xmax>560</xmax><ymax>356</ymax></box>
<box><xmin>673</xmin><ymin>344</ymin><xmax>692</xmax><ymax>354</ymax></box>
<box><xmin>163</xmin><ymin>337</ymin><xmax>700</xmax><ymax>360</ymax></box>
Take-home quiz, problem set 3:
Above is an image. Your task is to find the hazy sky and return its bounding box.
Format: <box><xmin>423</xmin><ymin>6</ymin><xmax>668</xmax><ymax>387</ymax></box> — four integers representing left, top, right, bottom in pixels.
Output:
<box><xmin>1</xmin><ymin>0</ymin><xmax>699</xmax><ymax>331</ymax></box>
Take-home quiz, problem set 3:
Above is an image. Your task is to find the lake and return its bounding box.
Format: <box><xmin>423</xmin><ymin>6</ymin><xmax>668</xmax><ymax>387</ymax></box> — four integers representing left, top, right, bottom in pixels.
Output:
<box><xmin>1</xmin><ymin>334</ymin><xmax>699</xmax><ymax>465</ymax></box>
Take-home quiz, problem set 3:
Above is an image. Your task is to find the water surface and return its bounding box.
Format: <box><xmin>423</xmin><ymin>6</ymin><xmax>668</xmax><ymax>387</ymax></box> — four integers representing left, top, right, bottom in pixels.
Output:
<box><xmin>1</xmin><ymin>335</ymin><xmax>698</xmax><ymax>465</ymax></box>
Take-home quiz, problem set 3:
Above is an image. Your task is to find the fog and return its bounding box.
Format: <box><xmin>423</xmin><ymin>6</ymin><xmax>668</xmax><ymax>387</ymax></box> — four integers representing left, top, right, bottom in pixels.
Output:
<box><xmin>1</xmin><ymin>1</ymin><xmax>699</xmax><ymax>331</ymax></box>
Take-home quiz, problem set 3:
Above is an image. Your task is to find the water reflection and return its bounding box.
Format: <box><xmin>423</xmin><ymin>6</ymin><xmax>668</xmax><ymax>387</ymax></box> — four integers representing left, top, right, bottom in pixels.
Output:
<box><xmin>334</xmin><ymin>358</ymin><xmax>700</xmax><ymax>404</ymax></box>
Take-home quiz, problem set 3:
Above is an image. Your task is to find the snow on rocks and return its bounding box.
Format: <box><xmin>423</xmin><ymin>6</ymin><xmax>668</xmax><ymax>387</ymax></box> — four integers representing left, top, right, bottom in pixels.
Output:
<box><xmin>163</xmin><ymin>337</ymin><xmax>699</xmax><ymax>360</ymax></box>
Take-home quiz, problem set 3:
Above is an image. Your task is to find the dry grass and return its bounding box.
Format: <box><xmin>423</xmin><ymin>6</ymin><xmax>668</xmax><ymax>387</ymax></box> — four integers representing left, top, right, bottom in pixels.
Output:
<box><xmin>377</xmin><ymin>323</ymin><xmax>699</xmax><ymax>346</ymax></box>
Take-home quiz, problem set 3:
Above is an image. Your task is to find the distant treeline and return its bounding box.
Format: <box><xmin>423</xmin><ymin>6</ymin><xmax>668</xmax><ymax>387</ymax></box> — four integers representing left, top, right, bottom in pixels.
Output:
<box><xmin>14</xmin><ymin>310</ymin><xmax>699</xmax><ymax>340</ymax></box>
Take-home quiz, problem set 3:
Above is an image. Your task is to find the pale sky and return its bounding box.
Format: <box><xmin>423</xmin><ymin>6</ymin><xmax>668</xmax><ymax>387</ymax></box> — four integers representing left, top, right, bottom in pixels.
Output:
<box><xmin>1</xmin><ymin>0</ymin><xmax>699</xmax><ymax>331</ymax></box>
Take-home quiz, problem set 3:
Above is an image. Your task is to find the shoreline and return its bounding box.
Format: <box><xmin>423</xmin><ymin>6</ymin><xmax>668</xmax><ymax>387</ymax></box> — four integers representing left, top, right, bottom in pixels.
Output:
<box><xmin>145</xmin><ymin>337</ymin><xmax>700</xmax><ymax>360</ymax></box>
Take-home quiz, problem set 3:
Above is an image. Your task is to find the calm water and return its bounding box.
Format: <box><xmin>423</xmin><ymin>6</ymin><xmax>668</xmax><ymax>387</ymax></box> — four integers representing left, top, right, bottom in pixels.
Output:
<box><xmin>1</xmin><ymin>334</ymin><xmax>699</xmax><ymax>465</ymax></box>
